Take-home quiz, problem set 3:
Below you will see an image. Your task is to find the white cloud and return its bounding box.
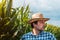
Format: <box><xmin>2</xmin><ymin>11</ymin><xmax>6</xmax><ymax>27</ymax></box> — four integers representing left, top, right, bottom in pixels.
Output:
<box><xmin>25</xmin><ymin>0</ymin><xmax>60</xmax><ymax>11</ymax></box>
<box><xmin>25</xmin><ymin>0</ymin><xmax>53</xmax><ymax>10</ymax></box>
<box><xmin>13</xmin><ymin>0</ymin><xmax>60</xmax><ymax>10</ymax></box>
<box><xmin>13</xmin><ymin>0</ymin><xmax>24</xmax><ymax>8</ymax></box>
<box><xmin>46</xmin><ymin>20</ymin><xmax>60</xmax><ymax>27</ymax></box>
<box><xmin>0</xmin><ymin>0</ymin><xmax>2</xmax><ymax>2</ymax></box>
<box><xmin>12</xmin><ymin>0</ymin><xmax>60</xmax><ymax>27</ymax></box>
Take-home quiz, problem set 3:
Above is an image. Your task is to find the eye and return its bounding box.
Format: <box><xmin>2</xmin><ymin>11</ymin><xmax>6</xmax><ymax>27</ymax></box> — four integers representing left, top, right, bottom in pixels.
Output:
<box><xmin>40</xmin><ymin>20</ymin><xmax>43</xmax><ymax>23</ymax></box>
<box><xmin>38</xmin><ymin>20</ymin><xmax>45</xmax><ymax>23</ymax></box>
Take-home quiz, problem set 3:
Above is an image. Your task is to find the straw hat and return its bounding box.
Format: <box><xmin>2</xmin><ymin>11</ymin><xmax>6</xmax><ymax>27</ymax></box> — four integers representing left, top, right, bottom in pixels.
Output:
<box><xmin>28</xmin><ymin>13</ymin><xmax>50</xmax><ymax>24</ymax></box>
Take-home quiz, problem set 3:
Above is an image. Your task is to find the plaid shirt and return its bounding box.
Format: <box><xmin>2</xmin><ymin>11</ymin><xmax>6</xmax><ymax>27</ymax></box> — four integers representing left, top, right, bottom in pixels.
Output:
<box><xmin>21</xmin><ymin>31</ymin><xmax>56</xmax><ymax>40</ymax></box>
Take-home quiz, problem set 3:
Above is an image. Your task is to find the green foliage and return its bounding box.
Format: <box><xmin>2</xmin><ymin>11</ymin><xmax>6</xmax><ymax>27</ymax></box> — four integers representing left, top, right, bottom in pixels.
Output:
<box><xmin>0</xmin><ymin>0</ymin><xmax>30</xmax><ymax>40</ymax></box>
<box><xmin>0</xmin><ymin>0</ymin><xmax>60</xmax><ymax>40</ymax></box>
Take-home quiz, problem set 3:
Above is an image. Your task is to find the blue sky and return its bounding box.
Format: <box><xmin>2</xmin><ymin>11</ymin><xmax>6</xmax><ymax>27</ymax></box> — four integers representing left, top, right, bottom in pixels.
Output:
<box><xmin>12</xmin><ymin>0</ymin><xmax>60</xmax><ymax>27</ymax></box>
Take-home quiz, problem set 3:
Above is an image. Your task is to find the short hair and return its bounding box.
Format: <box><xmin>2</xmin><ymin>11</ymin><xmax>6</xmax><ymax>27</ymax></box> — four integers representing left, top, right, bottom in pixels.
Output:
<box><xmin>31</xmin><ymin>21</ymin><xmax>38</xmax><ymax>28</ymax></box>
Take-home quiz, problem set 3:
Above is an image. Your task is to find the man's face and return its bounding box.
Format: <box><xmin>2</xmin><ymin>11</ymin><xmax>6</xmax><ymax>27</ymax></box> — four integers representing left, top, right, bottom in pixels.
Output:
<box><xmin>34</xmin><ymin>20</ymin><xmax>45</xmax><ymax>31</ymax></box>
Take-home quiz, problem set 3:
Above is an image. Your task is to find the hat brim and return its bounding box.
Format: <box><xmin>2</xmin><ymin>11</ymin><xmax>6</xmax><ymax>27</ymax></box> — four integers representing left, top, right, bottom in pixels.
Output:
<box><xmin>28</xmin><ymin>18</ymin><xmax>50</xmax><ymax>24</ymax></box>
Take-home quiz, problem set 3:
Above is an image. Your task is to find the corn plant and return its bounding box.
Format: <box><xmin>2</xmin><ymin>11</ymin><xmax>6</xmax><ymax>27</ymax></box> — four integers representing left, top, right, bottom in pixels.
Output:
<box><xmin>0</xmin><ymin>0</ymin><xmax>30</xmax><ymax>40</ymax></box>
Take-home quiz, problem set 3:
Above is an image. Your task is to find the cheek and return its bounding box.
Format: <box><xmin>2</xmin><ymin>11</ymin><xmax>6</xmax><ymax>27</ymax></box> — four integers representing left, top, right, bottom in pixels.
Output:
<box><xmin>38</xmin><ymin>23</ymin><xmax>45</xmax><ymax>29</ymax></box>
<box><xmin>39</xmin><ymin>23</ymin><xmax>44</xmax><ymax>27</ymax></box>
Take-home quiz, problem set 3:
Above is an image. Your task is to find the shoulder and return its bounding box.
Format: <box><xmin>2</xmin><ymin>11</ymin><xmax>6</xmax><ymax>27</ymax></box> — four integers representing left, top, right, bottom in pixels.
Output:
<box><xmin>42</xmin><ymin>31</ymin><xmax>55</xmax><ymax>37</ymax></box>
<box><xmin>23</xmin><ymin>32</ymin><xmax>31</xmax><ymax>36</ymax></box>
<box><xmin>42</xmin><ymin>31</ymin><xmax>56</xmax><ymax>40</ymax></box>
<box><xmin>42</xmin><ymin>31</ymin><xmax>53</xmax><ymax>35</ymax></box>
<box><xmin>21</xmin><ymin>32</ymin><xmax>31</xmax><ymax>39</ymax></box>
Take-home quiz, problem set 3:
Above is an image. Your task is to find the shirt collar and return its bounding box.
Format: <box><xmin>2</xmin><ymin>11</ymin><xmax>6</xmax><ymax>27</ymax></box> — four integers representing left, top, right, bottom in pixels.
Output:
<box><xmin>30</xmin><ymin>30</ymin><xmax>44</xmax><ymax>36</ymax></box>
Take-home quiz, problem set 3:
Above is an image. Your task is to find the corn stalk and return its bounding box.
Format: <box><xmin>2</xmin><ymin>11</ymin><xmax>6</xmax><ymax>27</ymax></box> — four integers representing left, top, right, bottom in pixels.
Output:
<box><xmin>0</xmin><ymin>0</ymin><xmax>30</xmax><ymax>40</ymax></box>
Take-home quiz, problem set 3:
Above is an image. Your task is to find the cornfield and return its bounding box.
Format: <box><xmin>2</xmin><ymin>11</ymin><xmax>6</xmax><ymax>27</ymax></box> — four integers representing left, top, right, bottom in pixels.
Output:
<box><xmin>0</xmin><ymin>0</ymin><xmax>30</xmax><ymax>40</ymax></box>
<box><xmin>0</xmin><ymin>0</ymin><xmax>60</xmax><ymax>40</ymax></box>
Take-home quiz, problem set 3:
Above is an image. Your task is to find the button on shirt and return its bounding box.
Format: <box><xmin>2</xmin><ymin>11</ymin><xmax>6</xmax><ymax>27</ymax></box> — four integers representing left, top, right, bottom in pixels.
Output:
<box><xmin>21</xmin><ymin>31</ymin><xmax>56</xmax><ymax>40</ymax></box>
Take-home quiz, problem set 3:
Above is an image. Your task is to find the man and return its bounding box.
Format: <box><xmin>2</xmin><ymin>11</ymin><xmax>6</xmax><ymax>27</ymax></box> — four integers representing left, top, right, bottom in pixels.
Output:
<box><xmin>21</xmin><ymin>13</ymin><xmax>56</xmax><ymax>40</ymax></box>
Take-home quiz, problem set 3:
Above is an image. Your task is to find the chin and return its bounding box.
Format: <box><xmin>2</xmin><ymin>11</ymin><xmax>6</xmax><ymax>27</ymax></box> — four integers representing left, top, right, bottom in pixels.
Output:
<box><xmin>39</xmin><ymin>29</ymin><xmax>44</xmax><ymax>31</ymax></box>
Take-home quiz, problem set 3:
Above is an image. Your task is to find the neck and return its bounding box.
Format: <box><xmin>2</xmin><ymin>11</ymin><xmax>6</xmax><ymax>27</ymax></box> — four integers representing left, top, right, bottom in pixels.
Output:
<box><xmin>32</xmin><ymin>28</ymin><xmax>40</xmax><ymax>35</ymax></box>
